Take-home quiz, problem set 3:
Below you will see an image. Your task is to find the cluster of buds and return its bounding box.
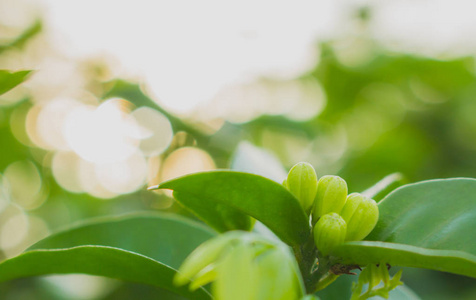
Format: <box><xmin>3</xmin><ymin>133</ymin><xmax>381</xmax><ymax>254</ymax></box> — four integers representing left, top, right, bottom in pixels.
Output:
<box><xmin>284</xmin><ymin>162</ymin><xmax>379</xmax><ymax>256</ymax></box>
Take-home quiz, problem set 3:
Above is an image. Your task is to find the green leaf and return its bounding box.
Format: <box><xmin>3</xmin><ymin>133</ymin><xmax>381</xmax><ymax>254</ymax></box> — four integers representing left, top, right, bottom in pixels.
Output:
<box><xmin>0</xmin><ymin>246</ymin><xmax>211</xmax><ymax>300</ymax></box>
<box><xmin>172</xmin><ymin>190</ymin><xmax>254</xmax><ymax>233</ymax></box>
<box><xmin>29</xmin><ymin>212</ymin><xmax>215</xmax><ymax>269</ymax></box>
<box><xmin>0</xmin><ymin>70</ymin><xmax>32</xmax><ymax>95</ymax></box>
<box><xmin>0</xmin><ymin>213</ymin><xmax>216</xmax><ymax>299</ymax></box>
<box><xmin>333</xmin><ymin>178</ymin><xmax>476</xmax><ymax>278</ymax></box>
<box><xmin>0</xmin><ymin>21</ymin><xmax>42</xmax><ymax>53</ymax></box>
<box><xmin>156</xmin><ymin>171</ymin><xmax>310</xmax><ymax>246</ymax></box>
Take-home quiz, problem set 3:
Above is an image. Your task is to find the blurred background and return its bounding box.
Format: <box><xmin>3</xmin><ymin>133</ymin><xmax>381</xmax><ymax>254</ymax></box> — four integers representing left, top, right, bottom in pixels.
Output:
<box><xmin>1</xmin><ymin>0</ymin><xmax>476</xmax><ymax>299</ymax></box>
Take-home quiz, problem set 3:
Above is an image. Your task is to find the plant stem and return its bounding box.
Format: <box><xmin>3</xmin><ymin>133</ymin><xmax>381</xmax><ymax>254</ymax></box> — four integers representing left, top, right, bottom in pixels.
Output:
<box><xmin>306</xmin><ymin>255</ymin><xmax>331</xmax><ymax>293</ymax></box>
<box><xmin>293</xmin><ymin>235</ymin><xmax>338</xmax><ymax>293</ymax></box>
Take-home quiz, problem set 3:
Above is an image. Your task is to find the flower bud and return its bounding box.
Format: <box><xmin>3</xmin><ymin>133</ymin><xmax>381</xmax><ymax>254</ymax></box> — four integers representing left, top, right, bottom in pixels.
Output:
<box><xmin>340</xmin><ymin>193</ymin><xmax>379</xmax><ymax>241</ymax></box>
<box><xmin>313</xmin><ymin>213</ymin><xmax>347</xmax><ymax>257</ymax></box>
<box><xmin>285</xmin><ymin>162</ymin><xmax>318</xmax><ymax>213</ymax></box>
<box><xmin>213</xmin><ymin>238</ymin><xmax>304</xmax><ymax>300</ymax></box>
<box><xmin>312</xmin><ymin>175</ymin><xmax>348</xmax><ymax>222</ymax></box>
<box><xmin>176</xmin><ymin>231</ymin><xmax>305</xmax><ymax>299</ymax></box>
<box><xmin>252</xmin><ymin>248</ymin><xmax>304</xmax><ymax>300</ymax></box>
<box><xmin>213</xmin><ymin>243</ymin><xmax>259</xmax><ymax>300</ymax></box>
<box><xmin>174</xmin><ymin>231</ymin><xmax>242</xmax><ymax>286</ymax></box>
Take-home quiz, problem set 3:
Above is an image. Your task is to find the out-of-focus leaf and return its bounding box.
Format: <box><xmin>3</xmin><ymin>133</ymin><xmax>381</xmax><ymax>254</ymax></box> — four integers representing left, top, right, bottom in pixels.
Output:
<box><xmin>0</xmin><ymin>246</ymin><xmax>211</xmax><ymax>300</ymax></box>
<box><xmin>0</xmin><ymin>125</ymin><xmax>31</xmax><ymax>170</ymax></box>
<box><xmin>0</xmin><ymin>213</ymin><xmax>216</xmax><ymax>299</ymax></box>
<box><xmin>0</xmin><ymin>70</ymin><xmax>32</xmax><ymax>95</ymax></box>
<box><xmin>333</xmin><ymin>179</ymin><xmax>476</xmax><ymax>278</ymax></box>
<box><xmin>29</xmin><ymin>213</ymin><xmax>216</xmax><ymax>269</ymax></box>
<box><xmin>156</xmin><ymin>171</ymin><xmax>310</xmax><ymax>246</ymax></box>
<box><xmin>0</xmin><ymin>21</ymin><xmax>42</xmax><ymax>53</ymax></box>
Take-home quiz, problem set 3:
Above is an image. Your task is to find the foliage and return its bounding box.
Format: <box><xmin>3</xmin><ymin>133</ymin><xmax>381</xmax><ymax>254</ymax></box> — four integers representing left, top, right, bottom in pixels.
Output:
<box><xmin>2</xmin><ymin>164</ymin><xmax>476</xmax><ymax>299</ymax></box>
<box><xmin>2</xmin><ymin>9</ymin><xmax>476</xmax><ymax>300</ymax></box>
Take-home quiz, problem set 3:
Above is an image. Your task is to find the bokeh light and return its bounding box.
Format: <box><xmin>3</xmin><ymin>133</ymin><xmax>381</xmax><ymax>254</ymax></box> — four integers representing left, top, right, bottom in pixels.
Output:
<box><xmin>161</xmin><ymin>147</ymin><xmax>216</xmax><ymax>181</ymax></box>
<box><xmin>131</xmin><ymin>107</ymin><xmax>173</xmax><ymax>157</ymax></box>
<box><xmin>64</xmin><ymin>98</ymin><xmax>138</xmax><ymax>164</ymax></box>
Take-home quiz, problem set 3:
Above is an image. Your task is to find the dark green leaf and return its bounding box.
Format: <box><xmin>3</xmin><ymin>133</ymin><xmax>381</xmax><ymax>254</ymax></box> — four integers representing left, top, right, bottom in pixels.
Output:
<box><xmin>0</xmin><ymin>70</ymin><xmax>32</xmax><ymax>95</ymax></box>
<box><xmin>333</xmin><ymin>178</ymin><xmax>476</xmax><ymax>278</ymax></box>
<box><xmin>172</xmin><ymin>190</ymin><xmax>253</xmax><ymax>233</ymax></box>
<box><xmin>156</xmin><ymin>171</ymin><xmax>310</xmax><ymax>246</ymax></box>
<box><xmin>0</xmin><ymin>246</ymin><xmax>211</xmax><ymax>300</ymax></box>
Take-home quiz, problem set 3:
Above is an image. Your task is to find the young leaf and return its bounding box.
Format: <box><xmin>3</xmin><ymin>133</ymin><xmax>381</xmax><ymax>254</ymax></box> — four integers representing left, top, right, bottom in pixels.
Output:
<box><xmin>333</xmin><ymin>178</ymin><xmax>476</xmax><ymax>278</ymax></box>
<box><xmin>0</xmin><ymin>246</ymin><xmax>211</xmax><ymax>300</ymax></box>
<box><xmin>155</xmin><ymin>171</ymin><xmax>311</xmax><ymax>246</ymax></box>
<box><xmin>0</xmin><ymin>70</ymin><xmax>32</xmax><ymax>95</ymax></box>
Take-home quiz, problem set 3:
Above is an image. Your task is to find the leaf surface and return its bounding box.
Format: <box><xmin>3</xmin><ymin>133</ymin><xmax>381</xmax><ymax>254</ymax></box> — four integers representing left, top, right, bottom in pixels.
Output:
<box><xmin>333</xmin><ymin>178</ymin><xmax>476</xmax><ymax>278</ymax></box>
<box><xmin>0</xmin><ymin>213</ymin><xmax>216</xmax><ymax>299</ymax></box>
<box><xmin>29</xmin><ymin>212</ymin><xmax>215</xmax><ymax>269</ymax></box>
<box><xmin>157</xmin><ymin>171</ymin><xmax>310</xmax><ymax>246</ymax></box>
<box><xmin>0</xmin><ymin>246</ymin><xmax>211</xmax><ymax>299</ymax></box>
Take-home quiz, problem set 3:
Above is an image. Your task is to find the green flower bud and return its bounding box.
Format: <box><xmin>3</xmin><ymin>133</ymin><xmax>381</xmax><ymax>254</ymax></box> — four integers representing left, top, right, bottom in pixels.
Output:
<box><xmin>285</xmin><ymin>162</ymin><xmax>318</xmax><ymax>213</ymax></box>
<box><xmin>189</xmin><ymin>264</ymin><xmax>217</xmax><ymax>291</ymax></box>
<box><xmin>213</xmin><ymin>243</ymin><xmax>258</xmax><ymax>300</ymax></box>
<box><xmin>252</xmin><ymin>248</ymin><xmax>304</xmax><ymax>300</ymax></box>
<box><xmin>312</xmin><ymin>175</ymin><xmax>348</xmax><ymax>222</ymax></box>
<box><xmin>340</xmin><ymin>193</ymin><xmax>379</xmax><ymax>241</ymax></box>
<box><xmin>176</xmin><ymin>231</ymin><xmax>305</xmax><ymax>299</ymax></box>
<box><xmin>174</xmin><ymin>231</ymin><xmax>242</xmax><ymax>286</ymax></box>
<box><xmin>313</xmin><ymin>213</ymin><xmax>347</xmax><ymax>257</ymax></box>
<box><xmin>213</xmin><ymin>237</ymin><xmax>304</xmax><ymax>300</ymax></box>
